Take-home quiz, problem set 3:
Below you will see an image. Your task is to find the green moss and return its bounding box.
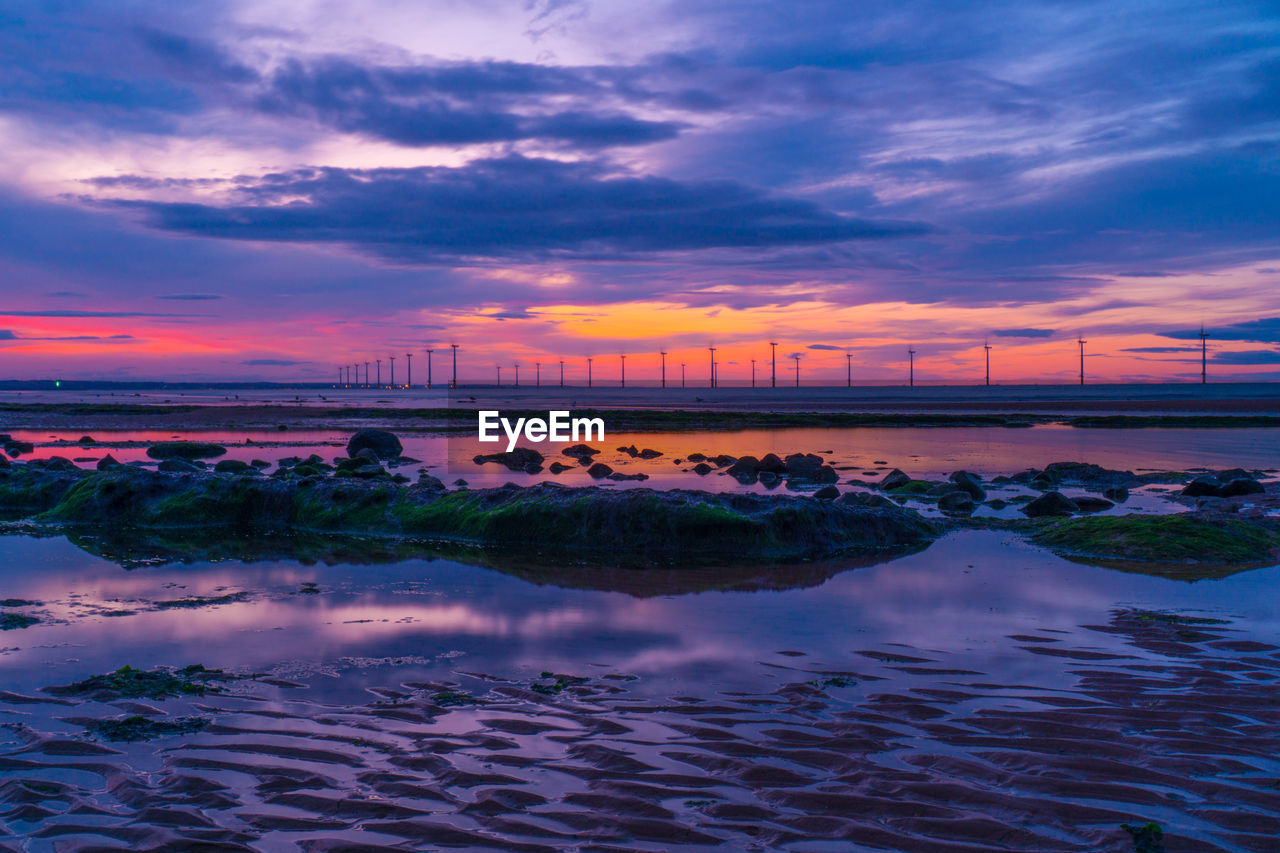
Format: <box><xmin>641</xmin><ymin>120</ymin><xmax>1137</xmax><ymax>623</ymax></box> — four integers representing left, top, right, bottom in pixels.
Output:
<box><xmin>46</xmin><ymin>664</ymin><xmax>231</xmax><ymax>700</ymax></box>
<box><xmin>431</xmin><ymin>690</ymin><xmax>475</xmax><ymax>707</ymax></box>
<box><xmin>887</xmin><ymin>479</ymin><xmax>935</xmax><ymax>495</ymax></box>
<box><xmin>0</xmin><ymin>612</ymin><xmax>39</xmax><ymax>630</ymax></box>
<box><xmin>1034</xmin><ymin>515</ymin><xmax>1280</xmax><ymax>564</ymax></box>
<box><xmin>531</xmin><ymin>672</ymin><xmax>589</xmax><ymax>695</ymax></box>
<box><xmin>83</xmin><ymin>714</ymin><xmax>208</xmax><ymax>742</ymax></box>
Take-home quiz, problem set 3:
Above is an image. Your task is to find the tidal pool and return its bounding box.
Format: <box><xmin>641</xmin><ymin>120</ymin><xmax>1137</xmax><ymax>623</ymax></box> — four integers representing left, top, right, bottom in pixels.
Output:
<box><xmin>1</xmin><ymin>530</ymin><xmax>1279</xmax><ymax>850</ymax></box>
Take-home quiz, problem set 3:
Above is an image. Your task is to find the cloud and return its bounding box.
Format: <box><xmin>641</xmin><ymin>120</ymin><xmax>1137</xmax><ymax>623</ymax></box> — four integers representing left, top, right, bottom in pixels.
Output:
<box><xmin>241</xmin><ymin>358</ymin><xmax>307</xmax><ymax>366</ymax></box>
<box><xmin>156</xmin><ymin>293</ymin><xmax>222</xmax><ymax>300</ymax></box>
<box><xmin>993</xmin><ymin>328</ymin><xmax>1054</xmax><ymax>338</ymax></box>
<box><xmin>1160</xmin><ymin>318</ymin><xmax>1280</xmax><ymax>343</ymax></box>
<box><xmin>1211</xmin><ymin>349</ymin><xmax>1280</xmax><ymax>365</ymax></box>
<box><xmin>806</xmin><ymin>344</ymin><xmax>842</xmax><ymax>350</ymax></box>
<box><xmin>0</xmin><ymin>310</ymin><xmax>207</xmax><ymax>318</ymax></box>
<box><xmin>1121</xmin><ymin>346</ymin><xmax>1198</xmax><ymax>353</ymax></box>
<box><xmin>115</xmin><ymin>156</ymin><xmax>930</xmax><ymax>263</ymax></box>
<box><xmin>0</xmin><ymin>330</ymin><xmax>16</xmax><ymax>340</ymax></box>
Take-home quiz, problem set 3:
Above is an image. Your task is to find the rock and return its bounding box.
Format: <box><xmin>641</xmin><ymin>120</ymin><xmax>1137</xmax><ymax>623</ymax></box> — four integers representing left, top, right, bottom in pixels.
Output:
<box><xmin>36</xmin><ymin>456</ymin><xmax>78</xmax><ymax>471</ymax></box>
<box><xmin>214</xmin><ymin>459</ymin><xmax>251</xmax><ymax>473</ymax></box>
<box><xmin>938</xmin><ymin>491</ymin><xmax>976</xmax><ymax>513</ymax></box>
<box><xmin>711</xmin><ymin>454</ymin><xmax>737</xmax><ymax>468</ymax></box>
<box><xmin>784</xmin><ymin>453</ymin><xmax>825</xmax><ymax>477</ymax></box>
<box><xmin>686</xmin><ymin>453</ymin><xmax>707</xmax><ymax>462</ymax></box>
<box><xmin>1021</xmin><ymin>491</ymin><xmax>1079</xmax><ymax>517</ymax></box>
<box><xmin>146</xmin><ymin>442</ymin><xmax>227</xmax><ymax>461</ymax></box>
<box><xmin>78</xmin><ymin>436</ymin><xmax>96</xmax><ymax>445</ymax></box>
<box><xmin>1043</xmin><ymin>461</ymin><xmax>1135</xmax><ymax>487</ymax></box>
<box><xmin>757</xmin><ymin>453</ymin><xmax>787</xmax><ymax>473</ymax></box>
<box><xmin>1103</xmin><ymin>486</ymin><xmax>1129</xmax><ymax>502</ymax></box>
<box><xmin>1181</xmin><ymin>476</ymin><xmax>1223</xmax><ymax>497</ymax></box>
<box><xmin>587</xmin><ymin>462</ymin><xmax>614</xmax><ymax>478</ymax></box>
<box><xmin>1010</xmin><ymin>469</ymin><xmax>1041</xmax><ymax>484</ymax></box>
<box><xmin>1030</xmin><ymin>472</ymin><xmax>1056</xmax><ymax>489</ymax></box>
<box><xmin>726</xmin><ymin>456</ymin><xmax>761</xmax><ymax>480</ymax></box>
<box><xmin>453</xmin><ymin>478</ymin><xmax>468</xmax><ymax>487</ymax></box>
<box><xmin>473</xmin><ymin>447</ymin><xmax>545</xmax><ymax>473</ymax></box>
<box><xmin>638</xmin><ymin>448</ymin><xmax>663</xmax><ymax>459</ymax></box>
<box><xmin>838</xmin><ymin>492</ymin><xmax>897</xmax><ymax>509</ymax></box>
<box><xmin>813</xmin><ymin>485</ymin><xmax>840</xmax><ymax>500</ymax></box>
<box><xmin>346</xmin><ymin>429</ymin><xmax>403</xmax><ymax>460</ymax></box>
<box><xmin>949</xmin><ymin>471</ymin><xmax>986</xmax><ymax>500</ymax></box>
<box><xmin>758</xmin><ymin>471</ymin><xmax>781</xmax><ymax>487</ymax></box>
<box><xmin>607</xmin><ymin>472</ymin><xmax>650</xmax><ymax>481</ymax></box>
<box><xmin>1072</xmin><ymin>496</ymin><xmax>1114</xmax><ymax>513</ymax></box>
<box><xmin>562</xmin><ymin>444</ymin><xmax>600</xmax><ymax>459</ymax></box>
<box><xmin>813</xmin><ymin>465</ymin><xmax>839</xmax><ymax>484</ymax></box>
<box><xmin>548</xmin><ymin>462</ymin><xmax>573</xmax><ymax>474</ymax></box>
<box><xmin>355</xmin><ymin>448</ymin><xmax>382</xmax><ymax>463</ymax></box>
<box><xmin>4</xmin><ymin>441</ymin><xmax>34</xmax><ymax>455</ymax></box>
<box><xmin>417</xmin><ymin>474</ymin><xmax>446</xmax><ymax>490</ymax></box>
<box><xmin>1215</xmin><ymin>468</ymin><xmax>1254</xmax><ymax>483</ymax></box>
<box><xmin>251</xmin><ymin>459</ymin><xmax>271</xmax><ymax>469</ymax></box>
<box><xmin>927</xmin><ymin>482</ymin><xmax>960</xmax><ymax>497</ymax></box>
<box><xmin>278</xmin><ymin>456</ymin><xmax>303</xmax><ymax>468</ymax></box>
<box><xmin>985</xmin><ymin>498</ymin><xmax>1007</xmax><ymax>510</ymax></box>
<box><xmin>879</xmin><ymin>469</ymin><xmax>912</xmax><ymax>490</ymax></box>
<box><xmin>0</xmin><ymin>452</ymin><xmax>10</xmax><ymax>468</ymax></box>
<box><xmin>692</xmin><ymin>462</ymin><xmax>713</xmax><ymax>475</ymax></box>
<box><xmin>158</xmin><ymin>459</ymin><xmax>202</xmax><ymax>474</ymax></box>
<box><xmin>1219</xmin><ymin>477</ymin><xmax>1264</xmax><ymax>498</ymax></box>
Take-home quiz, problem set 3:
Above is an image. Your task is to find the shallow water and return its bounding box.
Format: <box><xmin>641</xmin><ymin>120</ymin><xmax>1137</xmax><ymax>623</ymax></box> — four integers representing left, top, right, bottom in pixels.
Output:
<box><xmin>8</xmin><ymin>424</ymin><xmax>1279</xmax><ymax>495</ymax></box>
<box><xmin>2</xmin><ymin>531</ymin><xmax>1280</xmax><ymax>850</ymax></box>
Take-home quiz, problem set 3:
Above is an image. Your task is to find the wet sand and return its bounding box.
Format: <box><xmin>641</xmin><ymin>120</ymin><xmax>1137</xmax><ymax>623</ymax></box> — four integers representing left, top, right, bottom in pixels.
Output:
<box><xmin>3</xmin><ymin>608</ymin><xmax>1279</xmax><ymax>851</ymax></box>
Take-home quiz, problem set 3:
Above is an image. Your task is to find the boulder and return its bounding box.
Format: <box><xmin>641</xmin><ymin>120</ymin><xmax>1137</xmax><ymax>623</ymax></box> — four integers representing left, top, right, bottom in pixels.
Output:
<box><xmin>562</xmin><ymin>444</ymin><xmax>600</xmax><ymax>459</ymax></box>
<box><xmin>757</xmin><ymin>453</ymin><xmax>787</xmax><ymax>474</ymax></box>
<box><xmin>1043</xmin><ymin>461</ymin><xmax>1135</xmax><ymax>487</ymax></box>
<box><xmin>838</xmin><ymin>492</ymin><xmax>897</xmax><ymax>509</ymax></box>
<box><xmin>687</xmin><ymin>452</ymin><xmax>707</xmax><ymax>462</ymax></box>
<box><xmin>346</xmin><ymin>429</ymin><xmax>403</xmax><ymax>460</ymax></box>
<box><xmin>607</xmin><ymin>472</ymin><xmax>650</xmax><ymax>481</ymax></box>
<box><xmin>1072</xmin><ymin>496</ymin><xmax>1115</xmax><ymax>513</ymax></box>
<box><xmin>726</xmin><ymin>456</ymin><xmax>761</xmax><ymax>479</ymax></box>
<box><xmin>949</xmin><ymin>471</ymin><xmax>986</xmax><ymax>500</ymax></box>
<box><xmin>0</xmin><ymin>452</ymin><xmax>9</xmax><ymax>468</ymax></box>
<box><xmin>1219</xmin><ymin>477</ymin><xmax>1264</xmax><ymax>498</ymax></box>
<box><xmin>1021</xmin><ymin>491</ymin><xmax>1079</xmax><ymax>517</ymax></box>
<box><xmin>812</xmin><ymin>465</ymin><xmax>839</xmax><ymax>484</ymax></box>
<box><xmin>813</xmin><ymin>485</ymin><xmax>840</xmax><ymax>500</ymax></box>
<box><xmin>1215</xmin><ymin>468</ymin><xmax>1255</xmax><ymax>484</ymax></box>
<box><xmin>638</xmin><ymin>448</ymin><xmax>663</xmax><ymax>459</ymax></box>
<box><xmin>985</xmin><ymin>498</ymin><xmax>1007</xmax><ymax>510</ymax></box>
<box><xmin>927</xmin><ymin>482</ymin><xmax>960</xmax><ymax>497</ymax></box>
<box><xmin>214</xmin><ymin>459</ymin><xmax>251</xmax><ymax>473</ymax></box>
<box><xmin>784</xmin><ymin>453</ymin><xmax>825</xmax><ymax>477</ymax></box>
<box><xmin>692</xmin><ymin>462</ymin><xmax>713</xmax><ymax>475</ymax></box>
<box><xmin>1181</xmin><ymin>476</ymin><xmax>1223</xmax><ymax>497</ymax></box>
<box><xmin>4</xmin><ymin>440</ymin><xmax>34</xmax><ymax>455</ymax></box>
<box><xmin>474</xmin><ymin>447</ymin><xmax>545</xmax><ymax>473</ymax></box>
<box><xmin>879</xmin><ymin>469</ymin><xmax>912</xmax><ymax>490</ymax></box>
<box><xmin>711</xmin><ymin>454</ymin><xmax>738</xmax><ymax>468</ymax></box>
<box><xmin>146</xmin><ymin>441</ymin><xmax>227</xmax><ymax>461</ymax></box>
<box><xmin>417</xmin><ymin>474</ymin><xmax>446</xmax><ymax>490</ymax></box>
<box><xmin>1102</xmin><ymin>486</ymin><xmax>1129</xmax><ymax>503</ymax></box>
<box><xmin>453</xmin><ymin>478</ymin><xmax>468</xmax><ymax>487</ymax></box>
<box><xmin>548</xmin><ymin>462</ymin><xmax>573</xmax><ymax>474</ymax></box>
<box><xmin>587</xmin><ymin>462</ymin><xmax>614</xmax><ymax>478</ymax></box>
<box><xmin>355</xmin><ymin>448</ymin><xmax>382</xmax><ymax>463</ymax></box>
<box><xmin>758</xmin><ymin>471</ymin><xmax>781</xmax><ymax>487</ymax></box>
<box><xmin>1030</xmin><ymin>472</ymin><xmax>1056</xmax><ymax>490</ymax></box>
<box><xmin>938</xmin><ymin>491</ymin><xmax>976</xmax><ymax>513</ymax></box>
<box><xmin>36</xmin><ymin>456</ymin><xmax>78</xmax><ymax>471</ymax></box>
<box><xmin>78</xmin><ymin>436</ymin><xmax>96</xmax><ymax>445</ymax></box>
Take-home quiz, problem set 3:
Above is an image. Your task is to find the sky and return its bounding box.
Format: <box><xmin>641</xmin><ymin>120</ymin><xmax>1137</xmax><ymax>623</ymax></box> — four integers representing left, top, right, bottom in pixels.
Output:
<box><xmin>0</xmin><ymin>0</ymin><xmax>1278</xmax><ymax>384</ymax></box>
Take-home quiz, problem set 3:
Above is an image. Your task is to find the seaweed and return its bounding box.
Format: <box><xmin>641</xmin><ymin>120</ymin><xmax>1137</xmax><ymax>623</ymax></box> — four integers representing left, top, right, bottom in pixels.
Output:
<box><xmin>0</xmin><ymin>612</ymin><xmax>39</xmax><ymax>630</ymax></box>
<box><xmin>531</xmin><ymin>672</ymin><xmax>589</xmax><ymax>695</ymax></box>
<box><xmin>83</xmin><ymin>714</ymin><xmax>208</xmax><ymax>742</ymax></box>
<box><xmin>46</xmin><ymin>664</ymin><xmax>233</xmax><ymax>700</ymax></box>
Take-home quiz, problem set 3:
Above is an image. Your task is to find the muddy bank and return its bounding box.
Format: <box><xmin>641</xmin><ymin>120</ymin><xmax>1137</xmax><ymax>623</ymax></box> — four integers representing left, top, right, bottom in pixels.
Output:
<box><xmin>0</xmin><ymin>466</ymin><xmax>936</xmax><ymax>562</ymax></box>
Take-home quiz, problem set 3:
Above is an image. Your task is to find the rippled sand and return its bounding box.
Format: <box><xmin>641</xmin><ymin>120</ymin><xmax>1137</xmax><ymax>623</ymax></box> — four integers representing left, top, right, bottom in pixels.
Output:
<box><xmin>3</xmin><ymin>609</ymin><xmax>1278</xmax><ymax>852</ymax></box>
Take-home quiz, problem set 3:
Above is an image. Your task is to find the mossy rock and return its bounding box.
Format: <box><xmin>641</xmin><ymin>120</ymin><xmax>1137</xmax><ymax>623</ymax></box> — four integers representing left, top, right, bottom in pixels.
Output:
<box><xmin>146</xmin><ymin>442</ymin><xmax>227</xmax><ymax>461</ymax></box>
<box><xmin>1033</xmin><ymin>514</ymin><xmax>1280</xmax><ymax>576</ymax></box>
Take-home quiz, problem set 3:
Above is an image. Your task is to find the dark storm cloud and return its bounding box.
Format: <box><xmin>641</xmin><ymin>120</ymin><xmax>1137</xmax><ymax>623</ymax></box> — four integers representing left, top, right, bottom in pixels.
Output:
<box><xmin>1212</xmin><ymin>349</ymin><xmax>1280</xmax><ymax>364</ymax></box>
<box><xmin>993</xmin><ymin>328</ymin><xmax>1054</xmax><ymax>338</ymax></box>
<box><xmin>115</xmin><ymin>157</ymin><xmax>929</xmax><ymax>261</ymax></box>
<box><xmin>1161</xmin><ymin>318</ymin><xmax>1280</xmax><ymax>343</ymax></box>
